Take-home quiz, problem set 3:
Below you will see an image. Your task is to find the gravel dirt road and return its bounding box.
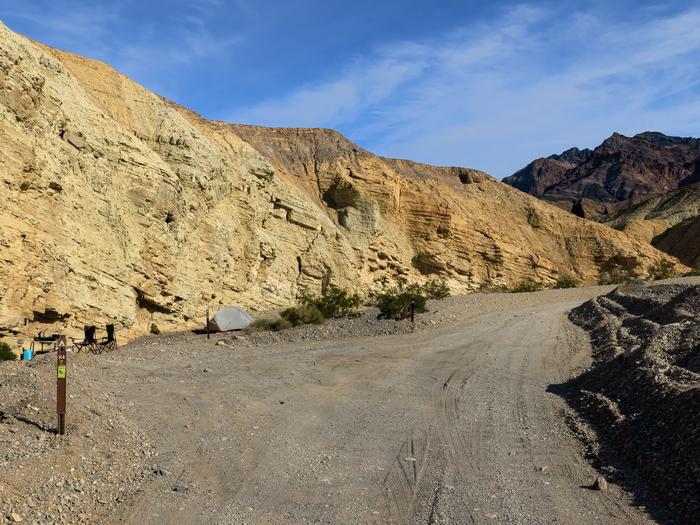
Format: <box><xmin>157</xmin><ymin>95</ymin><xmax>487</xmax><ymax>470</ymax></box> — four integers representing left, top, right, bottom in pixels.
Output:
<box><xmin>8</xmin><ymin>283</ymin><xmax>695</xmax><ymax>524</ymax></box>
<box><xmin>102</xmin><ymin>290</ymin><xmax>662</xmax><ymax>524</ymax></box>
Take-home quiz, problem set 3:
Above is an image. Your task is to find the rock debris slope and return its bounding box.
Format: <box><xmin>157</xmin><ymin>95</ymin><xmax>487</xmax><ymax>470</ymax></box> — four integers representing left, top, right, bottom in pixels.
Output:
<box><xmin>568</xmin><ymin>283</ymin><xmax>700</xmax><ymax>524</ymax></box>
<box><xmin>0</xmin><ymin>22</ymin><xmax>680</xmax><ymax>341</ymax></box>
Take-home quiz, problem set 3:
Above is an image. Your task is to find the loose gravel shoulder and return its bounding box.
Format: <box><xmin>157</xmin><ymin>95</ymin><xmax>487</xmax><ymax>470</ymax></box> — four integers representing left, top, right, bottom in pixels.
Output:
<box><xmin>0</xmin><ymin>352</ymin><xmax>156</xmax><ymax>524</ymax></box>
<box><xmin>567</xmin><ymin>280</ymin><xmax>700</xmax><ymax>524</ymax></box>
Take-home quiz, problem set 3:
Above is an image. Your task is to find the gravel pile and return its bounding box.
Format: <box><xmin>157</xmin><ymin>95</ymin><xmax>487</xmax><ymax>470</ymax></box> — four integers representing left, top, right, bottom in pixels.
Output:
<box><xmin>568</xmin><ymin>282</ymin><xmax>700</xmax><ymax>524</ymax></box>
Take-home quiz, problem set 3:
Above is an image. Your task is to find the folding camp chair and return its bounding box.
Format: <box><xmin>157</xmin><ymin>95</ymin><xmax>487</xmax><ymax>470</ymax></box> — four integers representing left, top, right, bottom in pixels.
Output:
<box><xmin>71</xmin><ymin>326</ymin><xmax>97</xmax><ymax>353</ymax></box>
<box><xmin>97</xmin><ymin>324</ymin><xmax>117</xmax><ymax>352</ymax></box>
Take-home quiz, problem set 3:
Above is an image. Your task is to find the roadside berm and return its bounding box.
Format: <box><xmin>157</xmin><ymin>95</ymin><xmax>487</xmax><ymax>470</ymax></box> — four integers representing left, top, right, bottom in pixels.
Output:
<box><xmin>568</xmin><ymin>282</ymin><xmax>700</xmax><ymax>524</ymax></box>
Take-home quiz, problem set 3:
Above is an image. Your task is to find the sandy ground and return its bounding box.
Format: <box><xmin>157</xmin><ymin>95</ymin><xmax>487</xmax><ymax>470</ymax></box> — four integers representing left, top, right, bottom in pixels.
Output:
<box><xmin>4</xmin><ymin>281</ymin><xmax>698</xmax><ymax>524</ymax></box>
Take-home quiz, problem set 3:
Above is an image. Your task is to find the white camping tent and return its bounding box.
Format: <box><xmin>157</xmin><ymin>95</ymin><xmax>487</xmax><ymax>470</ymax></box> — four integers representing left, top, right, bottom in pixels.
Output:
<box><xmin>208</xmin><ymin>306</ymin><xmax>253</xmax><ymax>331</ymax></box>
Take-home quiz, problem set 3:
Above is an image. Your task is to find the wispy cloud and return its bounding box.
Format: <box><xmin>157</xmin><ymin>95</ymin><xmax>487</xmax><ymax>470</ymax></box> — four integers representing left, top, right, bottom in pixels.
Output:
<box><xmin>233</xmin><ymin>54</ymin><xmax>428</xmax><ymax>128</ymax></box>
<box><xmin>114</xmin><ymin>15</ymin><xmax>240</xmax><ymax>78</ymax></box>
<box><xmin>229</xmin><ymin>4</ymin><xmax>700</xmax><ymax>176</ymax></box>
<box><xmin>0</xmin><ymin>0</ymin><xmax>241</xmax><ymax>98</ymax></box>
<box><xmin>0</xmin><ymin>1</ymin><xmax>120</xmax><ymax>53</ymax></box>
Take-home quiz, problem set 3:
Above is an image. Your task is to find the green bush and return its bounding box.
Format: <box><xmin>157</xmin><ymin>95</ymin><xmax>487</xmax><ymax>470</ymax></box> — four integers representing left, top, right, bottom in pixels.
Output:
<box><xmin>510</xmin><ymin>280</ymin><xmax>544</xmax><ymax>293</ymax></box>
<box><xmin>554</xmin><ymin>275</ymin><xmax>579</xmax><ymax>289</ymax></box>
<box><xmin>422</xmin><ymin>278</ymin><xmax>450</xmax><ymax>299</ymax></box>
<box><xmin>248</xmin><ymin>285</ymin><xmax>361</xmax><ymax>333</ymax></box>
<box><xmin>376</xmin><ymin>283</ymin><xmax>427</xmax><ymax>320</ymax></box>
<box><xmin>249</xmin><ymin>318</ymin><xmax>297</xmax><ymax>332</ymax></box>
<box><xmin>273</xmin><ymin>318</ymin><xmax>294</xmax><ymax>331</ymax></box>
<box><xmin>478</xmin><ymin>282</ymin><xmax>510</xmax><ymax>293</ymax></box>
<box><xmin>247</xmin><ymin>319</ymin><xmax>276</xmax><ymax>332</ymax></box>
<box><xmin>0</xmin><ymin>341</ymin><xmax>17</xmax><ymax>361</ymax></box>
<box><xmin>647</xmin><ymin>259</ymin><xmax>676</xmax><ymax>281</ymax></box>
<box><xmin>248</xmin><ymin>317</ymin><xmax>296</xmax><ymax>332</ymax></box>
<box><xmin>596</xmin><ymin>254</ymin><xmax>639</xmax><ymax>285</ymax></box>
<box><xmin>281</xmin><ymin>304</ymin><xmax>325</xmax><ymax>327</ymax></box>
<box><xmin>150</xmin><ymin>323</ymin><xmax>160</xmax><ymax>335</ymax></box>
<box><xmin>300</xmin><ymin>284</ymin><xmax>362</xmax><ymax>318</ymax></box>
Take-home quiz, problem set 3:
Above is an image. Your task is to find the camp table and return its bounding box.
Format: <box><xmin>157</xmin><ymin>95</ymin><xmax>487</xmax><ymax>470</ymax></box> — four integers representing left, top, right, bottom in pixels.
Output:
<box><xmin>32</xmin><ymin>333</ymin><xmax>60</xmax><ymax>354</ymax></box>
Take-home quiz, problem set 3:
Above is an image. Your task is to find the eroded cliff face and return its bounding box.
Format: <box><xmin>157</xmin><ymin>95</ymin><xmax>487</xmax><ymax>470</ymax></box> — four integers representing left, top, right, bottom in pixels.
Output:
<box><xmin>0</xmin><ymin>23</ymin><xmax>682</xmax><ymax>343</ymax></box>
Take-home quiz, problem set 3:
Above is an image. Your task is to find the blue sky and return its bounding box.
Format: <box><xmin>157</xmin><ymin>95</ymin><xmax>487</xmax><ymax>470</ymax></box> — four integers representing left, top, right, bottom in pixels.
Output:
<box><xmin>1</xmin><ymin>1</ymin><xmax>699</xmax><ymax>177</ymax></box>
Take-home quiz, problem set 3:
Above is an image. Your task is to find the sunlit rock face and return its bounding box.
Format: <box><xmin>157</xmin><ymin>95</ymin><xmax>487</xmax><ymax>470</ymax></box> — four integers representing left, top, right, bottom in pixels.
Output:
<box><xmin>0</xmin><ymin>22</ymin><xmax>679</xmax><ymax>341</ymax></box>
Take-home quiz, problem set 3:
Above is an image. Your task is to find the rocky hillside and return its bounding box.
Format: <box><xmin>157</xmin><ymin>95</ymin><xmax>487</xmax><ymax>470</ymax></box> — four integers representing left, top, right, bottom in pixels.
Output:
<box><xmin>504</xmin><ymin>132</ymin><xmax>700</xmax><ymax>215</ymax></box>
<box><xmin>502</xmin><ymin>147</ymin><xmax>592</xmax><ymax>200</ymax></box>
<box><xmin>0</xmin><ymin>22</ymin><xmax>680</xmax><ymax>343</ymax></box>
<box><xmin>603</xmin><ymin>183</ymin><xmax>700</xmax><ymax>268</ymax></box>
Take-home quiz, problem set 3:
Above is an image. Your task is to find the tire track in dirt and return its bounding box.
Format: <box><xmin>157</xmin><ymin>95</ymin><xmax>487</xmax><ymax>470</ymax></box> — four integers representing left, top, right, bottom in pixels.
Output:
<box><xmin>95</xmin><ymin>296</ymin><xmax>662</xmax><ymax>524</ymax></box>
<box><xmin>379</xmin><ymin>305</ymin><xmax>657</xmax><ymax>524</ymax></box>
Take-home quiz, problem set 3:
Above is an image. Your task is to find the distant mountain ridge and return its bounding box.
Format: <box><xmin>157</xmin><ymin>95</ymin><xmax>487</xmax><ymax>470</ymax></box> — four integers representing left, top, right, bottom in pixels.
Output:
<box><xmin>504</xmin><ymin>132</ymin><xmax>700</xmax><ymax>211</ymax></box>
<box><xmin>505</xmin><ymin>132</ymin><xmax>700</xmax><ymax>270</ymax></box>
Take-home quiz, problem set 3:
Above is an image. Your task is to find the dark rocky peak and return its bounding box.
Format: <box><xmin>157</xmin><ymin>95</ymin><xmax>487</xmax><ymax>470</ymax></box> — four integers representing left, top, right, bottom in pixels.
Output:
<box><xmin>507</xmin><ymin>131</ymin><xmax>700</xmax><ymax>204</ymax></box>
<box><xmin>548</xmin><ymin>147</ymin><xmax>592</xmax><ymax>165</ymax></box>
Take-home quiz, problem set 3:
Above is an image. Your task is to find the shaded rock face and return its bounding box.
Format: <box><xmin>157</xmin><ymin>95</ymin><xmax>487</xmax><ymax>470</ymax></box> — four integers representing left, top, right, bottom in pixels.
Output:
<box><xmin>504</xmin><ymin>132</ymin><xmax>700</xmax><ymax>216</ymax></box>
<box><xmin>653</xmin><ymin>216</ymin><xmax>700</xmax><ymax>269</ymax></box>
<box><xmin>0</xmin><ymin>23</ymin><xmax>679</xmax><ymax>342</ymax></box>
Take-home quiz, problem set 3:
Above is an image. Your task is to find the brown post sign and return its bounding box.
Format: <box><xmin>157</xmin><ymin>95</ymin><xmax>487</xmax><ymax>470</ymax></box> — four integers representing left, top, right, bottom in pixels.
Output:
<box><xmin>56</xmin><ymin>336</ymin><xmax>67</xmax><ymax>435</ymax></box>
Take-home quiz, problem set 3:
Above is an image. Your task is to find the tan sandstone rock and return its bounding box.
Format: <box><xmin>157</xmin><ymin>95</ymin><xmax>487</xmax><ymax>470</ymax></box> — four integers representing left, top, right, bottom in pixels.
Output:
<box><xmin>0</xmin><ymin>22</ymin><xmax>684</xmax><ymax>344</ymax></box>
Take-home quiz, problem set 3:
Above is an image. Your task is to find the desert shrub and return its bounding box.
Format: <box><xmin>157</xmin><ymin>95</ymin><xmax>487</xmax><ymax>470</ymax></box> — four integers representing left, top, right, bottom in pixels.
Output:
<box><xmin>596</xmin><ymin>254</ymin><xmax>639</xmax><ymax>285</ymax></box>
<box><xmin>247</xmin><ymin>319</ymin><xmax>276</xmax><ymax>332</ymax></box>
<box><xmin>554</xmin><ymin>276</ymin><xmax>579</xmax><ymax>289</ymax></box>
<box><xmin>248</xmin><ymin>318</ymin><xmax>294</xmax><ymax>332</ymax></box>
<box><xmin>510</xmin><ymin>279</ymin><xmax>544</xmax><ymax>293</ymax></box>
<box><xmin>647</xmin><ymin>259</ymin><xmax>676</xmax><ymax>281</ymax></box>
<box><xmin>0</xmin><ymin>342</ymin><xmax>16</xmax><ymax>361</ymax></box>
<box><xmin>281</xmin><ymin>304</ymin><xmax>325</xmax><ymax>327</ymax></box>
<box><xmin>272</xmin><ymin>318</ymin><xmax>294</xmax><ymax>331</ymax></box>
<box><xmin>422</xmin><ymin>277</ymin><xmax>450</xmax><ymax>299</ymax></box>
<box><xmin>301</xmin><ymin>284</ymin><xmax>362</xmax><ymax>318</ymax></box>
<box><xmin>685</xmin><ymin>266</ymin><xmax>700</xmax><ymax>277</ymax></box>
<box><xmin>249</xmin><ymin>285</ymin><xmax>359</xmax><ymax>333</ymax></box>
<box><xmin>478</xmin><ymin>282</ymin><xmax>510</xmax><ymax>293</ymax></box>
<box><xmin>150</xmin><ymin>323</ymin><xmax>160</xmax><ymax>335</ymax></box>
<box><xmin>376</xmin><ymin>283</ymin><xmax>427</xmax><ymax>320</ymax></box>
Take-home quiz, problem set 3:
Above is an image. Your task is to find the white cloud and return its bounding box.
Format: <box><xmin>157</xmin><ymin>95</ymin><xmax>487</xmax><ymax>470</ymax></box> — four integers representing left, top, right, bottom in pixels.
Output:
<box><xmin>232</xmin><ymin>52</ymin><xmax>428</xmax><ymax>128</ymax></box>
<box><xmin>228</xmin><ymin>4</ymin><xmax>700</xmax><ymax>177</ymax></box>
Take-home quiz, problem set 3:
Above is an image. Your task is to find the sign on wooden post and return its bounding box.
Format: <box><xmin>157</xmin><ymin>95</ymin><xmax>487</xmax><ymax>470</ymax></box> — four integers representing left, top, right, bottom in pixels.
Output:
<box><xmin>56</xmin><ymin>336</ymin><xmax>67</xmax><ymax>435</ymax></box>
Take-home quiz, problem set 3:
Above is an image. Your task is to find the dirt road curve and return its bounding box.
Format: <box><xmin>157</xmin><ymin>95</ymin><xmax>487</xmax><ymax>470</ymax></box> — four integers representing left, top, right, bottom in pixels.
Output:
<box><xmin>99</xmin><ymin>296</ymin><xmax>656</xmax><ymax>524</ymax></box>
